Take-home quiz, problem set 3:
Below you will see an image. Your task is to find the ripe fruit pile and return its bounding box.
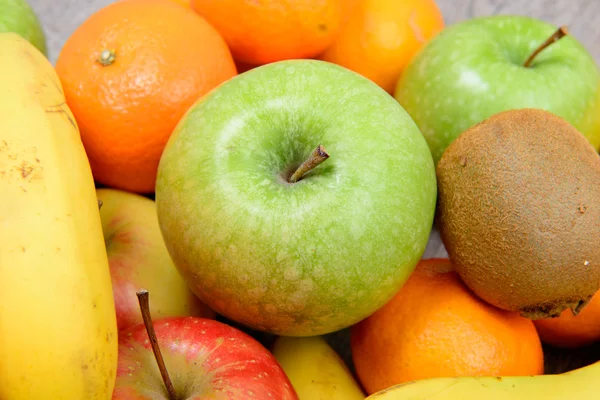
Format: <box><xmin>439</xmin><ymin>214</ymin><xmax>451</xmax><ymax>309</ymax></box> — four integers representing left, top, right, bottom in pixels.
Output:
<box><xmin>1</xmin><ymin>0</ymin><xmax>600</xmax><ymax>399</ymax></box>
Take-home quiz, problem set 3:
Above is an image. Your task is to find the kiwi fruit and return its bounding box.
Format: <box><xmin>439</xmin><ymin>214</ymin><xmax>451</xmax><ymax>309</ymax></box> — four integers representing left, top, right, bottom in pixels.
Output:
<box><xmin>436</xmin><ymin>108</ymin><xmax>600</xmax><ymax>320</ymax></box>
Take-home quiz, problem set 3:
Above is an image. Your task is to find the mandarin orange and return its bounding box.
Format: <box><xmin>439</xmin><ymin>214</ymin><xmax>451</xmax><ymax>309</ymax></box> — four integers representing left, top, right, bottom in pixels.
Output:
<box><xmin>190</xmin><ymin>0</ymin><xmax>348</xmax><ymax>65</ymax></box>
<box><xmin>534</xmin><ymin>292</ymin><xmax>600</xmax><ymax>349</ymax></box>
<box><xmin>351</xmin><ymin>258</ymin><xmax>544</xmax><ymax>395</ymax></box>
<box><xmin>320</xmin><ymin>0</ymin><xmax>445</xmax><ymax>93</ymax></box>
<box><xmin>167</xmin><ymin>0</ymin><xmax>190</xmax><ymax>7</ymax></box>
<box><xmin>55</xmin><ymin>0</ymin><xmax>237</xmax><ymax>193</ymax></box>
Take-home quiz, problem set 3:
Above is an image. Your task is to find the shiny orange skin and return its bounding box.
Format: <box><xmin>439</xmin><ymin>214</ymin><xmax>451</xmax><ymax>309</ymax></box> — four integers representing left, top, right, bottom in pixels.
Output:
<box><xmin>190</xmin><ymin>0</ymin><xmax>347</xmax><ymax>65</ymax></box>
<box><xmin>55</xmin><ymin>0</ymin><xmax>237</xmax><ymax>193</ymax></box>
<box><xmin>319</xmin><ymin>0</ymin><xmax>445</xmax><ymax>93</ymax></box>
<box><xmin>350</xmin><ymin>258</ymin><xmax>544</xmax><ymax>395</ymax></box>
<box><xmin>534</xmin><ymin>292</ymin><xmax>600</xmax><ymax>349</ymax></box>
<box><xmin>167</xmin><ymin>0</ymin><xmax>190</xmax><ymax>7</ymax></box>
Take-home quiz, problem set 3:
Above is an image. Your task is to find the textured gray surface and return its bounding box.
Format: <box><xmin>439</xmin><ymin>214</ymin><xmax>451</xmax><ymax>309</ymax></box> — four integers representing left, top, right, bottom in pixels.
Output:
<box><xmin>26</xmin><ymin>0</ymin><xmax>600</xmax><ymax>381</ymax></box>
<box><xmin>29</xmin><ymin>0</ymin><xmax>600</xmax><ymax>66</ymax></box>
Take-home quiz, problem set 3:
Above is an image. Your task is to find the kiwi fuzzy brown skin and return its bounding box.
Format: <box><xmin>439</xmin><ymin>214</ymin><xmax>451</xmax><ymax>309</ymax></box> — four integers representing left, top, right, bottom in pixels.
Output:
<box><xmin>436</xmin><ymin>108</ymin><xmax>600</xmax><ymax>320</ymax></box>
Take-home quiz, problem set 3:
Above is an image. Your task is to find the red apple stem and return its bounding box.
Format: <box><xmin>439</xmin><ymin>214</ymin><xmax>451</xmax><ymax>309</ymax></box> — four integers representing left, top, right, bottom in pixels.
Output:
<box><xmin>288</xmin><ymin>144</ymin><xmax>330</xmax><ymax>183</ymax></box>
<box><xmin>523</xmin><ymin>25</ymin><xmax>568</xmax><ymax>67</ymax></box>
<box><xmin>136</xmin><ymin>289</ymin><xmax>178</xmax><ymax>400</ymax></box>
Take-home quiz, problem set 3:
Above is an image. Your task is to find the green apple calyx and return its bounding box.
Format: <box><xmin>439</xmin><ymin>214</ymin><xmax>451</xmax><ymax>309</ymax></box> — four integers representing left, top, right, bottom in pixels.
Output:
<box><xmin>136</xmin><ymin>289</ymin><xmax>177</xmax><ymax>400</ymax></box>
<box><xmin>523</xmin><ymin>25</ymin><xmax>568</xmax><ymax>67</ymax></box>
<box><xmin>287</xmin><ymin>144</ymin><xmax>329</xmax><ymax>183</ymax></box>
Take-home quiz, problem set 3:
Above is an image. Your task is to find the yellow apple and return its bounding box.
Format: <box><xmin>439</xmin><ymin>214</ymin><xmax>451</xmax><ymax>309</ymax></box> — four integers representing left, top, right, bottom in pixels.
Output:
<box><xmin>97</xmin><ymin>188</ymin><xmax>215</xmax><ymax>332</ymax></box>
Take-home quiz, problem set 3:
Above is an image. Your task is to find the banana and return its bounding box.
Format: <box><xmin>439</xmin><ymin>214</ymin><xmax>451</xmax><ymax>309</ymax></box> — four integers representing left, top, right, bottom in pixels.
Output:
<box><xmin>0</xmin><ymin>33</ymin><xmax>118</xmax><ymax>399</ymax></box>
<box><xmin>271</xmin><ymin>335</ymin><xmax>366</xmax><ymax>400</ymax></box>
<box><xmin>367</xmin><ymin>360</ymin><xmax>600</xmax><ymax>400</ymax></box>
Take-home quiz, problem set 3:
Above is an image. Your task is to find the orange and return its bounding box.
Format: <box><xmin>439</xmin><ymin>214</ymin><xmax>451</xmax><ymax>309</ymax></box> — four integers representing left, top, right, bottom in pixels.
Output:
<box><xmin>135</xmin><ymin>0</ymin><xmax>191</xmax><ymax>7</ymax></box>
<box><xmin>533</xmin><ymin>292</ymin><xmax>600</xmax><ymax>349</ymax></box>
<box><xmin>350</xmin><ymin>258</ymin><xmax>544</xmax><ymax>395</ymax></box>
<box><xmin>167</xmin><ymin>0</ymin><xmax>190</xmax><ymax>7</ymax></box>
<box><xmin>190</xmin><ymin>0</ymin><xmax>347</xmax><ymax>65</ymax></box>
<box><xmin>319</xmin><ymin>0</ymin><xmax>445</xmax><ymax>93</ymax></box>
<box><xmin>234</xmin><ymin>60</ymin><xmax>256</xmax><ymax>74</ymax></box>
<box><xmin>55</xmin><ymin>0</ymin><xmax>237</xmax><ymax>193</ymax></box>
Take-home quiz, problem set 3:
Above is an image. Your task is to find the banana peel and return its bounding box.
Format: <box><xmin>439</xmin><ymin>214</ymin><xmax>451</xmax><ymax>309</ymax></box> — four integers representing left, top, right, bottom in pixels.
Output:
<box><xmin>0</xmin><ymin>32</ymin><xmax>118</xmax><ymax>399</ymax></box>
<box><xmin>272</xmin><ymin>335</ymin><xmax>366</xmax><ymax>400</ymax></box>
<box><xmin>367</xmin><ymin>360</ymin><xmax>600</xmax><ymax>400</ymax></box>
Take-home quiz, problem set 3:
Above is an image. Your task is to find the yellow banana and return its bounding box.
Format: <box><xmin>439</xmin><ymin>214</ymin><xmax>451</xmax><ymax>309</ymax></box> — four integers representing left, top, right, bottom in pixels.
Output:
<box><xmin>367</xmin><ymin>360</ymin><xmax>600</xmax><ymax>400</ymax></box>
<box><xmin>0</xmin><ymin>33</ymin><xmax>118</xmax><ymax>399</ymax></box>
<box><xmin>271</xmin><ymin>335</ymin><xmax>366</xmax><ymax>400</ymax></box>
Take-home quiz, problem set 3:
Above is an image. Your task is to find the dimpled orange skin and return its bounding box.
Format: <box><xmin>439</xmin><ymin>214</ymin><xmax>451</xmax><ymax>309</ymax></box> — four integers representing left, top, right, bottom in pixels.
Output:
<box><xmin>350</xmin><ymin>258</ymin><xmax>544</xmax><ymax>395</ymax></box>
<box><xmin>534</xmin><ymin>292</ymin><xmax>600</xmax><ymax>349</ymax></box>
<box><xmin>319</xmin><ymin>0</ymin><xmax>445</xmax><ymax>93</ymax></box>
<box><xmin>167</xmin><ymin>0</ymin><xmax>190</xmax><ymax>7</ymax></box>
<box><xmin>190</xmin><ymin>0</ymin><xmax>347</xmax><ymax>65</ymax></box>
<box><xmin>55</xmin><ymin>0</ymin><xmax>237</xmax><ymax>194</ymax></box>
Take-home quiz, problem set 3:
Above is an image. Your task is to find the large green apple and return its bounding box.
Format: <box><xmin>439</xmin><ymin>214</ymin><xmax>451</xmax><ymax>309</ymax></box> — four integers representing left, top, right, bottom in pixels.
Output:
<box><xmin>155</xmin><ymin>59</ymin><xmax>437</xmax><ymax>337</ymax></box>
<box><xmin>394</xmin><ymin>15</ymin><xmax>600</xmax><ymax>164</ymax></box>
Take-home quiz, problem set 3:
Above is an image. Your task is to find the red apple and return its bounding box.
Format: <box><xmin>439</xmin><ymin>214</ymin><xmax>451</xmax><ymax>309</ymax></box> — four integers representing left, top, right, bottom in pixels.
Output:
<box><xmin>97</xmin><ymin>188</ymin><xmax>215</xmax><ymax>332</ymax></box>
<box><xmin>112</xmin><ymin>314</ymin><xmax>298</xmax><ymax>399</ymax></box>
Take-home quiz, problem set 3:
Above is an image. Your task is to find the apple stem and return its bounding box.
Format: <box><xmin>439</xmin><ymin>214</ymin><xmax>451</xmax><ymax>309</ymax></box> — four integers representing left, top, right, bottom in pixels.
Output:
<box><xmin>523</xmin><ymin>25</ymin><xmax>568</xmax><ymax>67</ymax></box>
<box><xmin>136</xmin><ymin>289</ymin><xmax>178</xmax><ymax>400</ymax></box>
<box><xmin>288</xmin><ymin>144</ymin><xmax>330</xmax><ymax>183</ymax></box>
<box><xmin>98</xmin><ymin>199</ymin><xmax>103</xmax><ymax>210</ymax></box>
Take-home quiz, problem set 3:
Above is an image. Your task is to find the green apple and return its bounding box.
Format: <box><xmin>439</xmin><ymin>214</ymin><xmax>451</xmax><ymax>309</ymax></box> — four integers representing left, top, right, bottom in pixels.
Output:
<box><xmin>155</xmin><ymin>59</ymin><xmax>437</xmax><ymax>337</ymax></box>
<box><xmin>0</xmin><ymin>0</ymin><xmax>47</xmax><ymax>56</ymax></box>
<box><xmin>394</xmin><ymin>15</ymin><xmax>600</xmax><ymax>164</ymax></box>
<box><xmin>97</xmin><ymin>188</ymin><xmax>215</xmax><ymax>332</ymax></box>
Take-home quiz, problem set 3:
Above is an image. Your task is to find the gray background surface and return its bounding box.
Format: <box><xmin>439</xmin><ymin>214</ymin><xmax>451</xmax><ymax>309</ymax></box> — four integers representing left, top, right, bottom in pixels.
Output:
<box><xmin>26</xmin><ymin>0</ymin><xmax>600</xmax><ymax>378</ymax></box>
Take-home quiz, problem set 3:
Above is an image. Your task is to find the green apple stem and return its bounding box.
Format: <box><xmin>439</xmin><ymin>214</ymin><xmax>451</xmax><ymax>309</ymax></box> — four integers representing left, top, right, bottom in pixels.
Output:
<box><xmin>288</xmin><ymin>144</ymin><xmax>330</xmax><ymax>183</ymax></box>
<box><xmin>98</xmin><ymin>199</ymin><xmax>103</xmax><ymax>210</ymax></box>
<box><xmin>136</xmin><ymin>289</ymin><xmax>178</xmax><ymax>400</ymax></box>
<box><xmin>523</xmin><ymin>26</ymin><xmax>568</xmax><ymax>67</ymax></box>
